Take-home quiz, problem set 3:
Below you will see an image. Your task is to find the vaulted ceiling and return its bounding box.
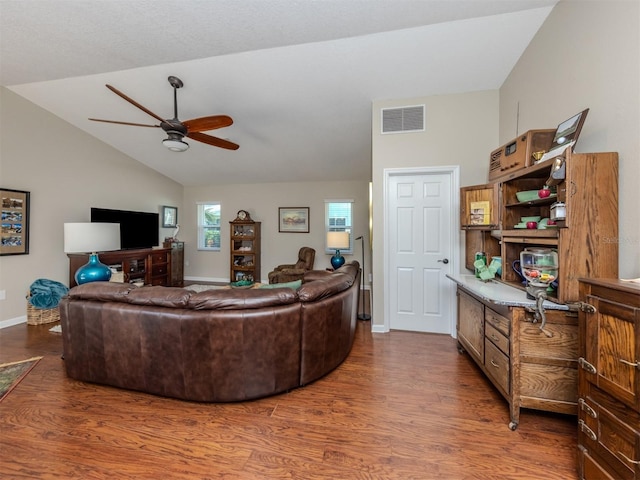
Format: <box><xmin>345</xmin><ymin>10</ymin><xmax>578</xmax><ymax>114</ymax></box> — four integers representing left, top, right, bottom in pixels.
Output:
<box><xmin>0</xmin><ymin>0</ymin><xmax>558</xmax><ymax>186</ymax></box>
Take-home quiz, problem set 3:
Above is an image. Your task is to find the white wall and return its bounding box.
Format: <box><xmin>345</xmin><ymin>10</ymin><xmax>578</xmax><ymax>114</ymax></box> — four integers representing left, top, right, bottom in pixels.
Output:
<box><xmin>372</xmin><ymin>90</ymin><xmax>500</xmax><ymax>330</ymax></box>
<box><xmin>499</xmin><ymin>0</ymin><xmax>639</xmax><ymax>278</ymax></box>
<box><xmin>0</xmin><ymin>88</ymin><xmax>183</xmax><ymax>326</ymax></box>
<box><xmin>183</xmin><ymin>180</ymin><xmax>370</xmax><ymax>283</ymax></box>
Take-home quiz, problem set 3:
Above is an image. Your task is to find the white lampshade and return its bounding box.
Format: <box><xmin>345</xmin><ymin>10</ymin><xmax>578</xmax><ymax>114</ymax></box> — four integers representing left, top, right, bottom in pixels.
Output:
<box><xmin>327</xmin><ymin>231</ymin><xmax>350</xmax><ymax>250</ymax></box>
<box><xmin>64</xmin><ymin>223</ymin><xmax>121</xmax><ymax>253</ymax></box>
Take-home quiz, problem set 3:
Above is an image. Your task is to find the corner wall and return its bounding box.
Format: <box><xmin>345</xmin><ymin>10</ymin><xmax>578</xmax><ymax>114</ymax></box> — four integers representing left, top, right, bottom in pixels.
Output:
<box><xmin>499</xmin><ymin>0</ymin><xmax>640</xmax><ymax>278</ymax></box>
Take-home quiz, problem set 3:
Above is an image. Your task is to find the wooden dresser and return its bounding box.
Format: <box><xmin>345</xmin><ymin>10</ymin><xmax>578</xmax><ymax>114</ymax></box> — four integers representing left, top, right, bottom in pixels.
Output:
<box><xmin>577</xmin><ymin>278</ymin><xmax>640</xmax><ymax>480</ymax></box>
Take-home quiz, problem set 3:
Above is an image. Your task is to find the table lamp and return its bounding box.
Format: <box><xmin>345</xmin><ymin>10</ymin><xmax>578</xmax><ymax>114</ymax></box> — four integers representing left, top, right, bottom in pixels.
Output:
<box><xmin>327</xmin><ymin>231</ymin><xmax>350</xmax><ymax>270</ymax></box>
<box><xmin>64</xmin><ymin>223</ymin><xmax>121</xmax><ymax>285</ymax></box>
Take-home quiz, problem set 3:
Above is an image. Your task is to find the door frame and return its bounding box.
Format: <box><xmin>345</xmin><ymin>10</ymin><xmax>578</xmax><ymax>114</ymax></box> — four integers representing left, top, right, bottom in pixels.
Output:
<box><xmin>383</xmin><ymin>165</ymin><xmax>460</xmax><ymax>336</ymax></box>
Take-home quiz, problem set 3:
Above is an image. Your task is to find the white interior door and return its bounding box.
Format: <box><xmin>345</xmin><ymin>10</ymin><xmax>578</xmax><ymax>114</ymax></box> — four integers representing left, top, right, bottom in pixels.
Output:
<box><xmin>386</xmin><ymin>169</ymin><xmax>456</xmax><ymax>333</ymax></box>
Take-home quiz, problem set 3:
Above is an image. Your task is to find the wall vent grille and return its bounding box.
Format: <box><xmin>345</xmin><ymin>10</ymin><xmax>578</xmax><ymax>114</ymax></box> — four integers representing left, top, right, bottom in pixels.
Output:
<box><xmin>381</xmin><ymin>105</ymin><xmax>425</xmax><ymax>134</ymax></box>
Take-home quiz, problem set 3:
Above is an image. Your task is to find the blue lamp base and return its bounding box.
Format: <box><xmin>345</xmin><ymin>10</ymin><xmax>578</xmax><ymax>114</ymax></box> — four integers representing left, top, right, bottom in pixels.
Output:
<box><xmin>330</xmin><ymin>251</ymin><xmax>345</xmax><ymax>270</ymax></box>
<box><xmin>75</xmin><ymin>254</ymin><xmax>112</xmax><ymax>285</ymax></box>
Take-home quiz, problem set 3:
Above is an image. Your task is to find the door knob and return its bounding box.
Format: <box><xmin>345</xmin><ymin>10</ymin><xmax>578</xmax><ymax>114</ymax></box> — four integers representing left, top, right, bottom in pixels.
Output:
<box><xmin>438</xmin><ymin>258</ymin><xmax>449</xmax><ymax>264</ymax></box>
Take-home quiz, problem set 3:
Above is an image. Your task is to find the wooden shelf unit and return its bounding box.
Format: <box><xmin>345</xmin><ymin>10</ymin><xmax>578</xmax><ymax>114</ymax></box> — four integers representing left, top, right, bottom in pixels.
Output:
<box><xmin>163</xmin><ymin>241</ymin><xmax>184</xmax><ymax>287</ymax></box>
<box><xmin>461</xmin><ymin>150</ymin><xmax>619</xmax><ymax>304</ymax></box>
<box><xmin>229</xmin><ymin>218</ymin><xmax>261</xmax><ymax>283</ymax></box>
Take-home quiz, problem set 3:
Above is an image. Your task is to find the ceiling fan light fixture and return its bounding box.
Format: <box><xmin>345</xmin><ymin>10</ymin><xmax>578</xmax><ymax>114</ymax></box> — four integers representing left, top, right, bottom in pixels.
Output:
<box><xmin>163</xmin><ymin>132</ymin><xmax>189</xmax><ymax>152</ymax></box>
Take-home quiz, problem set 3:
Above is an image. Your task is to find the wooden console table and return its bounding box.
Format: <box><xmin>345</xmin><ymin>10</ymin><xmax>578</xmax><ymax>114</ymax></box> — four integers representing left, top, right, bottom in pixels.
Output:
<box><xmin>68</xmin><ymin>247</ymin><xmax>171</xmax><ymax>288</ymax></box>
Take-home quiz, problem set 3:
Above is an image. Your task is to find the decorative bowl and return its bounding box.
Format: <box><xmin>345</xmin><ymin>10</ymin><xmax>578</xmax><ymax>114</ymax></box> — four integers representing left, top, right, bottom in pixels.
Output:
<box><xmin>520</xmin><ymin>216</ymin><xmax>541</xmax><ymax>223</ymax></box>
<box><xmin>515</xmin><ymin>190</ymin><xmax>540</xmax><ymax>202</ymax></box>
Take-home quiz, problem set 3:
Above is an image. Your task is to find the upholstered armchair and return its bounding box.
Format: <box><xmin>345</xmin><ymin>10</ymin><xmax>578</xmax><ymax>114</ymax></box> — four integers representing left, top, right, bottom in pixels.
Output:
<box><xmin>268</xmin><ymin>247</ymin><xmax>316</xmax><ymax>284</ymax></box>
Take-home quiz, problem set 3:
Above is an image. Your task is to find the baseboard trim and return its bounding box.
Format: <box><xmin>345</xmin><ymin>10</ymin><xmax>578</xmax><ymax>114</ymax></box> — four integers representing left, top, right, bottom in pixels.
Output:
<box><xmin>1</xmin><ymin>315</ymin><xmax>27</xmax><ymax>329</ymax></box>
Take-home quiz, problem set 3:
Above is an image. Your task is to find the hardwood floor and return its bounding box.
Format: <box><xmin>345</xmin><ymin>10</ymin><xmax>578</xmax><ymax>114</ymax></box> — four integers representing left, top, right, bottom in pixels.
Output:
<box><xmin>0</xmin><ymin>321</ymin><xmax>577</xmax><ymax>479</ymax></box>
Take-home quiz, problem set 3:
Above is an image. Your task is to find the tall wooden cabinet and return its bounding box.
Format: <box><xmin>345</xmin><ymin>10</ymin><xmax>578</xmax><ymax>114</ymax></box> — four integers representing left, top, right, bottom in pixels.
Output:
<box><xmin>163</xmin><ymin>241</ymin><xmax>184</xmax><ymax>287</ymax></box>
<box><xmin>577</xmin><ymin>279</ymin><xmax>640</xmax><ymax>480</ymax></box>
<box><xmin>461</xmin><ymin>150</ymin><xmax>619</xmax><ymax>304</ymax></box>
<box><xmin>229</xmin><ymin>211</ymin><xmax>261</xmax><ymax>283</ymax></box>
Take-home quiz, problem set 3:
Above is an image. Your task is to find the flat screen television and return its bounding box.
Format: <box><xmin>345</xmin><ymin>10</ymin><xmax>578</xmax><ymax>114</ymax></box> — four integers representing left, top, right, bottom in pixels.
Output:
<box><xmin>91</xmin><ymin>207</ymin><xmax>159</xmax><ymax>250</ymax></box>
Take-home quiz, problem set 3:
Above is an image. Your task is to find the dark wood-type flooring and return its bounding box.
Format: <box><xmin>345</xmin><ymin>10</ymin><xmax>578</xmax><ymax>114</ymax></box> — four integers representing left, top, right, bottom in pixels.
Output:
<box><xmin>0</xmin><ymin>321</ymin><xmax>577</xmax><ymax>479</ymax></box>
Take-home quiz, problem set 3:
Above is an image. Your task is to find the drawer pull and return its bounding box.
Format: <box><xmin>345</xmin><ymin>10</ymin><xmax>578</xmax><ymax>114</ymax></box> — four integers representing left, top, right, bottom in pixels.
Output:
<box><xmin>490</xmin><ymin>359</ymin><xmax>499</xmax><ymax>368</ymax></box>
<box><xmin>491</xmin><ymin>334</ymin><xmax>499</xmax><ymax>342</ymax></box>
<box><xmin>619</xmin><ymin>358</ymin><xmax>640</xmax><ymax>369</ymax></box>
<box><xmin>578</xmin><ymin>398</ymin><xmax>597</xmax><ymax>418</ymax></box>
<box><xmin>578</xmin><ymin>420</ymin><xmax>597</xmax><ymax>442</ymax></box>
<box><xmin>578</xmin><ymin>357</ymin><xmax>597</xmax><ymax>374</ymax></box>
<box><xmin>618</xmin><ymin>451</ymin><xmax>640</xmax><ymax>466</ymax></box>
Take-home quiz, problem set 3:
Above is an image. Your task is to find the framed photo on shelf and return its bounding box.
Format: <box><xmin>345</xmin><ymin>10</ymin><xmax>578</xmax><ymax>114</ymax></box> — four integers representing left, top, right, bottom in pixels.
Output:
<box><xmin>279</xmin><ymin>207</ymin><xmax>309</xmax><ymax>233</ymax></box>
<box><xmin>162</xmin><ymin>206</ymin><xmax>178</xmax><ymax>228</ymax></box>
<box><xmin>1</xmin><ymin>188</ymin><xmax>30</xmax><ymax>256</ymax></box>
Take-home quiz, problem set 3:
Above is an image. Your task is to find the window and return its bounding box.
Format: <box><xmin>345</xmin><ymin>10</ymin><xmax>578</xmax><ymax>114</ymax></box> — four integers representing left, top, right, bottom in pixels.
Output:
<box><xmin>197</xmin><ymin>203</ymin><xmax>221</xmax><ymax>251</ymax></box>
<box><xmin>325</xmin><ymin>199</ymin><xmax>353</xmax><ymax>254</ymax></box>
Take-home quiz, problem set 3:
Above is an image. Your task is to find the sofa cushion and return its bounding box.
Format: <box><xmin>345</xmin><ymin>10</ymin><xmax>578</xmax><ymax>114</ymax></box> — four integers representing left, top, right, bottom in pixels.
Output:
<box><xmin>125</xmin><ymin>286</ymin><xmax>192</xmax><ymax>308</ymax></box>
<box><xmin>188</xmin><ymin>288</ymin><xmax>298</xmax><ymax>310</ymax></box>
<box><xmin>297</xmin><ymin>272</ymin><xmax>353</xmax><ymax>302</ymax></box>
<box><xmin>67</xmin><ymin>281</ymin><xmax>135</xmax><ymax>301</ymax></box>
<box><xmin>258</xmin><ymin>279</ymin><xmax>302</xmax><ymax>290</ymax></box>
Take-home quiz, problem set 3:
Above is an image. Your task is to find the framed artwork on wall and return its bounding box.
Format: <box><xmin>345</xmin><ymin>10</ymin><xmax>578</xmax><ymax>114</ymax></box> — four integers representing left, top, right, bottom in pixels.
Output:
<box><xmin>1</xmin><ymin>188</ymin><xmax>30</xmax><ymax>256</ymax></box>
<box><xmin>279</xmin><ymin>207</ymin><xmax>309</xmax><ymax>233</ymax></box>
<box><xmin>162</xmin><ymin>206</ymin><xmax>178</xmax><ymax>228</ymax></box>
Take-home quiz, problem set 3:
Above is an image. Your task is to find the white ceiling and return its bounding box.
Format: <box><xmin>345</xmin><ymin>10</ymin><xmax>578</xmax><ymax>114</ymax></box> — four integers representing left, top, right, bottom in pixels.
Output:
<box><xmin>0</xmin><ymin>0</ymin><xmax>558</xmax><ymax>186</ymax></box>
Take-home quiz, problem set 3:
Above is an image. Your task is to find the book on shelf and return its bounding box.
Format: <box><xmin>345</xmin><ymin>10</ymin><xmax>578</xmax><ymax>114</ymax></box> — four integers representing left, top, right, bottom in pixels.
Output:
<box><xmin>469</xmin><ymin>200</ymin><xmax>491</xmax><ymax>225</ymax></box>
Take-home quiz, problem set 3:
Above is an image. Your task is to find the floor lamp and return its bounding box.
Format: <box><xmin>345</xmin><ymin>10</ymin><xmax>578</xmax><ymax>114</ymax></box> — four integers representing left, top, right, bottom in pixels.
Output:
<box><xmin>355</xmin><ymin>236</ymin><xmax>371</xmax><ymax>321</ymax></box>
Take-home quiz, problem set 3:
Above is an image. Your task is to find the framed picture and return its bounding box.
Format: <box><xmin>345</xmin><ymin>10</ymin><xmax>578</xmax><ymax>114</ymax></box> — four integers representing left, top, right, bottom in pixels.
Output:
<box><xmin>279</xmin><ymin>207</ymin><xmax>309</xmax><ymax>233</ymax></box>
<box><xmin>1</xmin><ymin>188</ymin><xmax>30</xmax><ymax>256</ymax></box>
<box><xmin>162</xmin><ymin>206</ymin><xmax>178</xmax><ymax>228</ymax></box>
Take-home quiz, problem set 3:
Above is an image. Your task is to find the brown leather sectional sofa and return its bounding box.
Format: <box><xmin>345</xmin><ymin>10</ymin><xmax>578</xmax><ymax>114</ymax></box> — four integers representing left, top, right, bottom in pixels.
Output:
<box><xmin>59</xmin><ymin>262</ymin><xmax>360</xmax><ymax>402</ymax></box>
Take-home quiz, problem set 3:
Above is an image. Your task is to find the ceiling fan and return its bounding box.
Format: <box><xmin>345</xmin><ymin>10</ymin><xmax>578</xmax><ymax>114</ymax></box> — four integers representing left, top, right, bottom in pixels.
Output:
<box><xmin>89</xmin><ymin>76</ymin><xmax>239</xmax><ymax>152</ymax></box>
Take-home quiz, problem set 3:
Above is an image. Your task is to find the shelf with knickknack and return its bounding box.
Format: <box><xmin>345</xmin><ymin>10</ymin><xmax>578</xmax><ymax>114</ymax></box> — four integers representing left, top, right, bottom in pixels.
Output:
<box><xmin>229</xmin><ymin>210</ymin><xmax>261</xmax><ymax>283</ymax></box>
<box><xmin>462</xmin><ymin>149</ymin><xmax>619</xmax><ymax>304</ymax></box>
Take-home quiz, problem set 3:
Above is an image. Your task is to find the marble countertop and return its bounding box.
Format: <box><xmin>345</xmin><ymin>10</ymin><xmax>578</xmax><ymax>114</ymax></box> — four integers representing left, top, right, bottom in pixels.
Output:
<box><xmin>446</xmin><ymin>273</ymin><xmax>569</xmax><ymax>311</ymax></box>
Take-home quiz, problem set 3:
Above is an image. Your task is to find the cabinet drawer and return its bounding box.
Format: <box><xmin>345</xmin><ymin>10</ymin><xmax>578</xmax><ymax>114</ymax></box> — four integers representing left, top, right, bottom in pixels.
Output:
<box><xmin>152</xmin><ymin>264</ymin><xmax>167</xmax><ymax>276</ymax></box>
<box><xmin>580</xmin><ymin>394</ymin><xmax>640</xmax><ymax>480</ymax></box>
<box><xmin>485</xmin><ymin>339</ymin><xmax>510</xmax><ymax>394</ymax></box>
<box><xmin>150</xmin><ymin>276</ymin><xmax>168</xmax><ymax>286</ymax></box>
<box><xmin>485</xmin><ymin>322</ymin><xmax>509</xmax><ymax>355</ymax></box>
<box><xmin>485</xmin><ymin>308</ymin><xmax>510</xmax><ymax>335</ymax></box>
<box><xmin>150</xmin><ymin>252</ymin><xmax>169</xmax><ymax>263</ymax></box>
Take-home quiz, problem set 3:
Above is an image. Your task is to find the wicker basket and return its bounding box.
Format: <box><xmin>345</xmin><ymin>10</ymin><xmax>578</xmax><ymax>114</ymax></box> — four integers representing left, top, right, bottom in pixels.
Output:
<box><xmin>26</xmin><ymin>295</ymin><xmax>61</xmax><ymax>325</ymax></box>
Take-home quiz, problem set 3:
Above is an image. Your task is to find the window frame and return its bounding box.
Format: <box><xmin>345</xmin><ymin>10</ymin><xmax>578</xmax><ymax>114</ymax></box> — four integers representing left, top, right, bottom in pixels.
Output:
<box><xmin>197</xmin><ymin>202</ymin><xmax>221</xmax><ymax>251</ymax></box>
<box><xmin>324</xmin><ymin>199</ymin><xmax>354</xmax><ymax>255</ymax></box>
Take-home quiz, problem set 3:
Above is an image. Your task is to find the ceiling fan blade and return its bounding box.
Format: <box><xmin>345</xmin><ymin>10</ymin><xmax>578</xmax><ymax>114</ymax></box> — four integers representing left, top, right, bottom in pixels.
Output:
<box><xmin>106</xmin><ymin>84</ymin><xmax>166</xmax><ymax>123</ymax></box>
<box><xmin>187</xmin><ymin>131</ymin><xmax>239</xmax><ymax>150</ymax></box>
<box><xmin>183</xmin><ymin>115</ymin><xmax>233</xmax><ymax>133</ymax></box>
<box><xmin>89</xmin><ymin>118</ymin><xmax>160</xmax><ymax>128</ymax></box>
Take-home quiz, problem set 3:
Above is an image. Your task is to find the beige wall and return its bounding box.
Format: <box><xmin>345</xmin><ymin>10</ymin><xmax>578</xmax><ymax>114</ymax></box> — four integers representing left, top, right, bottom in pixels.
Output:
<box><xmin>0</xmin><ymin>88</ymin><xmax>183</xmax><ymax>326</ymax></box>
<box><xmin>182</xmin><ymin>181</ymin><xmax>370</xmax><ymax>283</ymax></box>
<box><xmin>499</xmin><ymin>0</ymin><xmax>639</xmax><ymax>278</ymax></box>
<box><xmin>371</xmin><ymin>90</ymin><xmax>500</xmax><ymax>331</ymax></box>
<box><xmin>0</xmin><ymin>88</ymin><xmax>370</xmax><ymax>326</ymax></box>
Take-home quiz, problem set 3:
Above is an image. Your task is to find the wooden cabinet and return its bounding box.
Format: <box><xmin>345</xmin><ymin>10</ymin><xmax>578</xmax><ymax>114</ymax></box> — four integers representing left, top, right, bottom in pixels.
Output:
<box><xmin>163</xmin><ymin>241</ymin><xmax>184</xmax><ymax>287</ymax></box>
<box><xmin>68</xmin><ymin>248</ymin><xmax>171</xmax><ymax>288</ymax></box>
<box><xmin>229</xmin><ymin>213</ymin><xmax>261</xmax><ymax>283</ymax></box>
<box><xmin>456</xmin><ymin>284</ymin><xmax>579</xmax><ymax>430</ymax></box>
<box><xmin>462</xmin><ymin>150</ymin><xmax>619</xmax><ymax>304</ymax></box>
<box><xmin>578</xmin><ymin>279</ymin><xmax>640</xmax><ymax>480</ymax></box>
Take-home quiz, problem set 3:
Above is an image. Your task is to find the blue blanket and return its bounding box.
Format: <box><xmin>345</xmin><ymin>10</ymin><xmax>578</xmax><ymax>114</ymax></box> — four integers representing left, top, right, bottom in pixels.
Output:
<box><xmin>28</xmin><ymin>278</ymin><xmax>69</xmax><ymax>309</ymax></box>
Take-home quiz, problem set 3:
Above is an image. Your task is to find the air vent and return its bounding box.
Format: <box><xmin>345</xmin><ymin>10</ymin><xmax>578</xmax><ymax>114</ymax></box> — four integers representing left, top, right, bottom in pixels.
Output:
<box><xmin>381</xmin><ymin>105</ymin><xmax>425</xmax><ymax>134</ymax></box>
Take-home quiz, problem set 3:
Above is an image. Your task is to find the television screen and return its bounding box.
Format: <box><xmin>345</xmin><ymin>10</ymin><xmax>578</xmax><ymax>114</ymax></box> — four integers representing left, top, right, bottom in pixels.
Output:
<box><xmin>91</xmin><ymin>208</ymin><xmax>159</xmax><ymax>250</ymax></box>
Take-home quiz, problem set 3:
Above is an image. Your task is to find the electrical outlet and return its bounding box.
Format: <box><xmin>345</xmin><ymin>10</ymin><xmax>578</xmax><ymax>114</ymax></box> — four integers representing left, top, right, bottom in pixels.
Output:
<box><xmin>185</xmin><ymin>260</ymin><xmax>190</xmax><ymax>267</ymax></box>
<box><xmin>368</xmin><ymin>273</ymin><xmax>372</xmax><ymax>283</ymax></box>
<box><xmin>0</xmin><ymin>290</ymin><xmax>5</xmax><ymax>300</ymax></box>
